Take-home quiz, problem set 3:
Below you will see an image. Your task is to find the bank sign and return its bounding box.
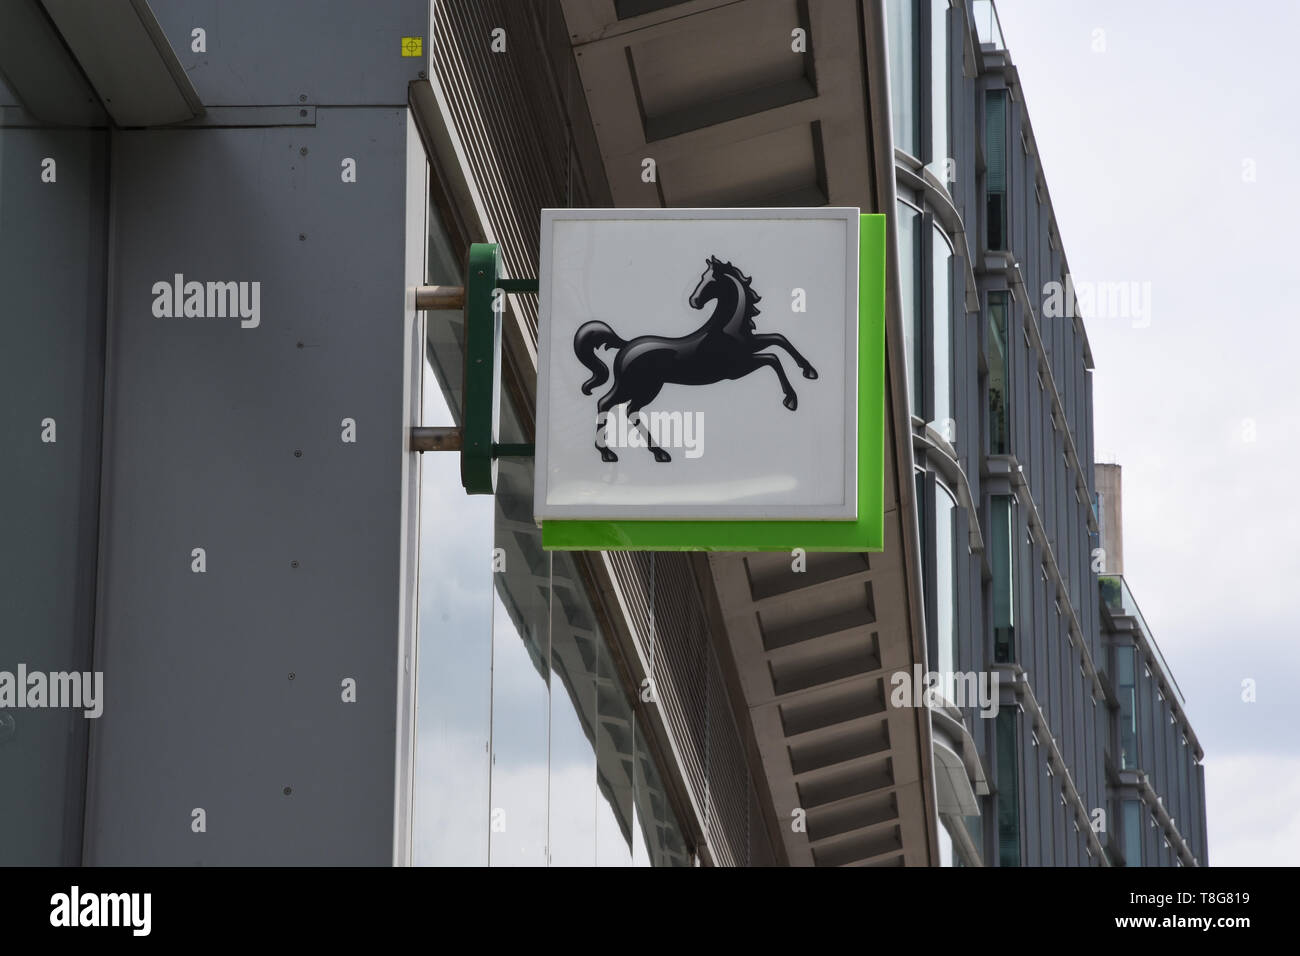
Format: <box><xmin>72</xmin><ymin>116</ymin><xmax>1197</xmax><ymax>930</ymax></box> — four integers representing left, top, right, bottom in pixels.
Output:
<box><xmin>534</xmin><ymin>208</ymin><xmax>885</xmax><ymax>552</ymax></box>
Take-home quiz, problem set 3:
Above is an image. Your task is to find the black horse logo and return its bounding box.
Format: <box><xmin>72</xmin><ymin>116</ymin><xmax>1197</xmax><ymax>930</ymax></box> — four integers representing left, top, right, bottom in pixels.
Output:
<box><xmin>572</xmin><ymin>255</ymin><xmax>818</xmax><ymax>462</ymax></box>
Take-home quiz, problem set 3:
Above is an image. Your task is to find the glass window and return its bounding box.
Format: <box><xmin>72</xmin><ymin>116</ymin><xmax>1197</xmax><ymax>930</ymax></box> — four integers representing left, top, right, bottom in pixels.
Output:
<box><xmin>987</xmin><ymin>291</ymin><xmax>1010</xmax><ymax>454</ymax></box>
<box><xmin>985</xmin><ymin>91</ymin><xmax>1008</xmax><ymax>250</ymax></box>
<box><xmin>548</xmin><ymin>552</ymin><xmax>600</xmax><ymax>866</ymax></box>
<box><xmin>897</xmin><ymin>201</ymin><xmax>922</xmax><ymax>416</ymax></box>
<box><xmin>929</xmin><ymin>0</ymin><xmax>950</xmax><ymax>176</ymax></box>
<box><xmin>1123</xmin><ymin>799</ymin><xmax>1143</xmax><ymax>866</ymax></box>
<box><xmin>996</xmin><ymin>710</ymin><xmax>1021</xmax><ymax>866</ymax></box>
<box><xmin>416</xmin><ymin>206</ymin><xmax>689</xmax><ymax>866</ymax></box>
<box><xmin>487</xmin><ymin>449</ymin><xmax>552</xmax><ymax>867</ymax></box>
<box><xmin>931</xmin><ymin>224</ymin><xmax>954</xmax><ymax>432</ymax></box>
<box><xmin>991</xmin><ymin>495</ymin><xmax>1015</xmax><ymax>662</ymax></box>
<box><xmin>592</xmin><ymin>637</ymin><xmax>636</xmax><ymax>865</ymax></box>
<box><xmin>414</xmin><ymin>244</ymin><xmax>494</xmax><ymax>867</ymax></box>
<box><xmin>1116</xmin><ymin>644</ymin><xmax>1137</xmax><ymax>770</ymax></box>
<box><xmin>963</xmin><ymin>811</ymin><xmax>983</xmax><ymax>866</ymax></box>
<box><xmin>633</xmin><ymin>718</ymin><xmax>692</xmax><ymax>866</ymax></box>
<box><xmin>885</xmin><ymin>0</ymin><xmax>918</xmax><ymax>157</ymax></box>
<box><xmin>935</xmin><ymin>484</ymin><xmax>957</xmax><ymax>703</ymax></box>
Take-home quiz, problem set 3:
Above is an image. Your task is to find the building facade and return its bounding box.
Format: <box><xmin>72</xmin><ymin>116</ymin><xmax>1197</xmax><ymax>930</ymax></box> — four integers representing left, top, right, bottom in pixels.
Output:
<box><xmin>0</xmin><ymin>0</ymin><xmax>1205</xmax><ymax>866</ymax></box>
<box><xmin>1095</xmin><ymin>465</ymin><xmax>1206</xmax><ymax>866</ymax></box>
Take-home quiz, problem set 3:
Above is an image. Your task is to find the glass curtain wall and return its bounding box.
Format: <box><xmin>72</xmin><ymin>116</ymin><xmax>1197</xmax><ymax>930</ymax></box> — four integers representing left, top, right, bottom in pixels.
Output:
<box><xmin>885</xmin><ymin>0</ymin><xmax>918</xmax><ymax>157</ymax></box>
<box><xmin>414</xmin><ymin>208</ymin><xmax>689</xmax><ymax>867</ymax></box>
<box><xmin>985</xmin><ymin>90</ymin><xmax>1008</xmax><ymax>250</ymax></box>
<box><xmin>987</xmin><ymin>291</ymin><xmax>1010</xmax><ymax>454</ymax></box>
<box><xmin>1122</xmin><ymin>799</ymin><xmax>1143</xmax><ymax>866</ymax></box>
<box><xmin>996</xmin><ymin>709</ymin><xmax>1021</xmax><ymax>866</ymax></box>
<box><xmin>1116</xmin><ymin>644</ymin><xmax>1138</xmax><ymax>771</ymax></box>
<box><xmin>931</xmin><ymin>224</ymin><xmax>954</xmax><ymax>435</ymax></box>
<box><xmin>898</xmin><ymin>201</ymin><xmax>922</xmax><ymax>416</ymax></box>
<box><xmin>886</xmin><ymin>0</ymin><xmax>949</xmax><ymax>177</ymax></box>
<box><xmin>991</xmin><ymin>495</ymin><xmax>1015</xmax><ymax>662</ymax></box>
<box><xmin>934</xmin><ymin>484</ymin><xmax>957</xmax><ymax>702</ymax></box>
<box><xmin>929</xmin><ymin>0</ymin><xmax>950</xmax><ymax>180</ymax></box>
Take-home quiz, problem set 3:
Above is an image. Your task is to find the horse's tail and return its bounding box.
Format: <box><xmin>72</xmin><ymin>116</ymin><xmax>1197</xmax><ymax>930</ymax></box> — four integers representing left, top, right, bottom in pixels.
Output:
<box><xmin>573</xmin><ymin>320</ymin><xmax>625</xmax><ymax>395</ymax></box>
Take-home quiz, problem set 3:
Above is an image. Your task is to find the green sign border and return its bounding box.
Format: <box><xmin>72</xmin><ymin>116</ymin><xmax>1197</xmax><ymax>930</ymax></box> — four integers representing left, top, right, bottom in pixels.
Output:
<box><xmin>542</xmin><ymin>213</ymin><xmax>886</xmax><ymax>552</ymax></box>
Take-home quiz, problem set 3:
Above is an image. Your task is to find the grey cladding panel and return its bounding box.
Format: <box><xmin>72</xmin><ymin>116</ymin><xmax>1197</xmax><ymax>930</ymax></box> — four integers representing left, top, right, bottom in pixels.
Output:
<box><xmin>0</xmin><ymin>128</ymin><xmax>108</xmax><ymax>864</ymax></box>
<box><xmin>146</xmin><ymin>0</ymin><xmax>429</xmax><ymax>107</ymax></box>
<box><xmin>85</xmin><ymin>108</ymin><xmax>417</xmax><ymax>864</ymax></box>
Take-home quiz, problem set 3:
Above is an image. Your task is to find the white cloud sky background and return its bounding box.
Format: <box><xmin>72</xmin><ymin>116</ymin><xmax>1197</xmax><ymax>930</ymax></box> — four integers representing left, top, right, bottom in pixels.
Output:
<box><xmin>995</xmin><ymin>0</ymin><xmax>1300</xmax><ymax>866</ymax></box>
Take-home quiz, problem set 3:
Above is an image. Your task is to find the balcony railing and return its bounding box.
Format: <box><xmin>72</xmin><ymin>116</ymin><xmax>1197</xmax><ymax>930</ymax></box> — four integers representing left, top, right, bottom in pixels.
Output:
<box><xmin>1099</xmin><ymin>575</ymin><xmax>1186</xmax><ymax>708</ymax></box>
<box><xmin>972</xmin><ymin>0</ymin><xmax>1006</xmax><ymax>50</ymax></box>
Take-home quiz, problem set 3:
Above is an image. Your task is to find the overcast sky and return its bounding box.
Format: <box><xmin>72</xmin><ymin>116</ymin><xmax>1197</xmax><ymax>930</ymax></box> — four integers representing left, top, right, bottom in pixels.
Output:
<box><xmin>995</xmin><ymin>0</ymin><xmax>1300</xmax><ymax>866</ymax></box>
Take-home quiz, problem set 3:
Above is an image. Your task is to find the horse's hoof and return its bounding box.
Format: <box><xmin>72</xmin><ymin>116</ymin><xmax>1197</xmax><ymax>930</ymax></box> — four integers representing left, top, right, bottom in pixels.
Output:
<box><xmin>652</xmin><ymin>449</ymin><xmax>672</xmax><ymax>463</ymax></box>
<box><xmin>803</xmin><ymin>366</ymin><xmax>818</xmax><ymax>380</ymax></box>
<box><xmin>783</xmin><ymin>393</ymin><xmax>798</xmax><ymax>411</ymax></box>
<box><xmin>600</xmin><ymin>449</ymin><xmax>619</xmax><ymax>462</ymax></box>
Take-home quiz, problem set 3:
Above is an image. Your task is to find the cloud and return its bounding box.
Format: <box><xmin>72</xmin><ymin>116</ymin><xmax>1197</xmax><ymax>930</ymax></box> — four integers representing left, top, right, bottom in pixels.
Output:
<box><xmin>1203</xmin><ymin>753</ymin><xmax>1300</xmax><ymax>866</ymax></box>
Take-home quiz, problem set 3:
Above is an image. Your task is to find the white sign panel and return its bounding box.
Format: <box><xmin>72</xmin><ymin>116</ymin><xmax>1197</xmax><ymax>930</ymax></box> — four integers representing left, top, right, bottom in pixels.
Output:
<box><xmin>534</xmin><ymin>208</ymin><xmax>859</xmax><ymax>522</ymax></box>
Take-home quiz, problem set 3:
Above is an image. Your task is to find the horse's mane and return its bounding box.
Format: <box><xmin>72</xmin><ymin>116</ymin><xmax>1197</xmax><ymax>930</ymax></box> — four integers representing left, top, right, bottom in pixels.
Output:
<box><xmin>709</xmin><ymin>256</ymin><xmax>762</xmax><ymax>317</ymax></box>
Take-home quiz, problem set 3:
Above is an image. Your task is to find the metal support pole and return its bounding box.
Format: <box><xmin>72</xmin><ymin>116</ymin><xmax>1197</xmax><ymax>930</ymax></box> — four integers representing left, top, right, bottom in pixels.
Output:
<box><xmin>415</xmin><ymin>285</ymin><xmax>465</xmax><ymax>310</ymax></box>
<box><xmin>410</xmin><ymin>426</ymin><xmax>462</xmax><ymax>452</ymax></box>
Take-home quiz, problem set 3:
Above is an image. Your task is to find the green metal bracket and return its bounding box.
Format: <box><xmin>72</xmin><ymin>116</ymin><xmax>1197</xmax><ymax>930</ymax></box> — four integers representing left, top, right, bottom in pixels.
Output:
<box><xmin>492</xmin><ymin>443</ymin><xmax>536</xmax><ymax>458</ymax></box>
<box><xmin>460</xmin><ymin>242</ymin><xmax>537</xmax><ymax>494</ymax></box>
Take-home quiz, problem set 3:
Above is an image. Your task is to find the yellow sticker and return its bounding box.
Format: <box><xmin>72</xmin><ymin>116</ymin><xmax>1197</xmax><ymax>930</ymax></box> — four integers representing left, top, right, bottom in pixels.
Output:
<box><xmin>401</xmin><ymin>36</ymin><xmax>424</xmax><ymax>57</ymax></box>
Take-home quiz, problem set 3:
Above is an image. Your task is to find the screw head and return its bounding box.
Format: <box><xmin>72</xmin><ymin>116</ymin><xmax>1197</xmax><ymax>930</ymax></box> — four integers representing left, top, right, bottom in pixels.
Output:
<box><xmin>300</xmin><ymin>147</ymin><xmax>308</xmax><ymax>156</ymax></box>
<box><xmin>290</xmin><ymin>560</ymin><xmax>299</xmax><ymax>569</ymax></box>
<box><xmin>283</xmin><ymin>786</ymin><xmax>293</xmax><ymax>796</ymax></box>
<box><xmin>294</xmin><ymin>449</ymin><xmax>302</xmax><ymax>458</ymax></box>
<box><xmin>288</xmin><ymin>672</ymin><xmax>296</xmax><ymax>681</ymax></box>
<box><xmin>299</xmin><ymin>94</ymin><xmax>307</xmax><ymax>102</ymax></box>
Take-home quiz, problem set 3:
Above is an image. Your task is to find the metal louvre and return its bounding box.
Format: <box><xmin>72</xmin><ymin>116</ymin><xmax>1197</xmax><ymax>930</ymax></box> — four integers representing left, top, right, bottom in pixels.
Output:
<box><xmin>432</xmin><ymin>0</ymin><xmax>583</xmax><ymax>340</ymax></box>
<box><xmin>609</xmin><ymin>549</ymin><xmax>772</xmax><ymax>865</ymax></box>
